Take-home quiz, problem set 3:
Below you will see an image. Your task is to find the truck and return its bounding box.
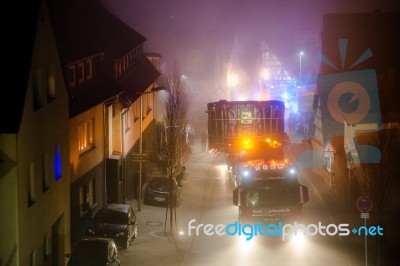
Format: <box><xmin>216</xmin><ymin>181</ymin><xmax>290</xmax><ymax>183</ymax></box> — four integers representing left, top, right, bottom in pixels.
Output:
<box><xmin>206</xmin><ymin>100</ymin><xmax>309</xmax><ymax>226</ymax></box>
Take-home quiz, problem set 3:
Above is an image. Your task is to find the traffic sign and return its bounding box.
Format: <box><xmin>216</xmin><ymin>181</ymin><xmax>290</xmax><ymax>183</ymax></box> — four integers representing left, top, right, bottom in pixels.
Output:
<box><xmin>132</xmin><ymin>153</ymin><xmax>149</xmax><ymax>162</ymax></box>
<box><xmin>356</xmin><ymin>196</ymin><xmax>373</xmax><ymax>213</ymax></box>
<box><xmin>323</xmin><ymin>140</ymin><xmax>336</xmax><ymax>153</ymax></box>
<box><xmin>360</xmin><ymin>212</ymin><xmax>369</xmax><ymax>219</ymax></box>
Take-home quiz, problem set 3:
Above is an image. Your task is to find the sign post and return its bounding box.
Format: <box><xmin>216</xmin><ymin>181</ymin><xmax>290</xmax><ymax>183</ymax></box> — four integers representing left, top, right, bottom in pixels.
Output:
<box><xmin>322</xmin><ymin>140</ymin><xmax>336</xmax><ymax>186</ymax></box>
<box><xmin>132</xmin><ymin>153</ymin><xmax>149</xmax><ymax>162</ymax></box>
<box><xmin>356</xmin><ymin>196</ymin><xmax>373</xmax><ymax>266</ymax></box>
<box><xmin>132</xmin><ymin>152</ymin><xmax>149</xmax><ymax>211</ymax></box>
<box><xmin>347</xmin><ymin>151</ymin><xmax>354</xmax><ymax>208</ymax></box>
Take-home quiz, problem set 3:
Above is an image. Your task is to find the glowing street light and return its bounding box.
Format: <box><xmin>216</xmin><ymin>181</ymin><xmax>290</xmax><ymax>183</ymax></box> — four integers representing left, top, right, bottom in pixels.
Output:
<box><xmin>227</xmin><ymin>70</ymin><xmax>239</xmax><ymax>88</ymax></box>
<box><xmin>299</xmin><ymin>51</ymin><xmax>304</xmax><ymax>82</ymax></box>
<box><xmin>261</xmin><ymin>67</ymin><xmax>269</xmax><ymax>81</ymax></box>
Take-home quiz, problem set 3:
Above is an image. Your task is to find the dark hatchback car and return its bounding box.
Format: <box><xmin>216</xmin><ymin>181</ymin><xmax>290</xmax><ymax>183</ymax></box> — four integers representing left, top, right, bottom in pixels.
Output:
<box><xmin>87</xmin><ymin>204</ymin><xmax>137</xmax><ymax>249</ymax></box>
<box><xmin>144</xmin><ymin>176</ymin><xmax>181</xmax><ymax>207</ymax></box>
<box><xmin>66</xmin><ymin>236</ymin><xmax>120</xmax><ymax>266</ymax></box>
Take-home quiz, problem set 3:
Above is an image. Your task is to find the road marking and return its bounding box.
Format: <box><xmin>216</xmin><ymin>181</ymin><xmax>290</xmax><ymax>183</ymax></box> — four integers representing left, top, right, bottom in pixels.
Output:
<box><xmin>146</xmin><ymin>221</ymin><xmax>163</xmax><ymax>226</ymax></box>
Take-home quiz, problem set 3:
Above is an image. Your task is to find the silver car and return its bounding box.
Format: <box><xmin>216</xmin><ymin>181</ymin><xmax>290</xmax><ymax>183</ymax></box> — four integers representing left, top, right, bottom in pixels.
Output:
<box><xmin>66</xmin><ymin>236</ymin><xmax>120</xmax><ymax>266</ymax></box>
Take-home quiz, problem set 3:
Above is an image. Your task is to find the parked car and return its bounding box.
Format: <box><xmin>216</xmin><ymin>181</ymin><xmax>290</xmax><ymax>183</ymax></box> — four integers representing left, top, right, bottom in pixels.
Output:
<box><xmin>87</xmin><ymin>204</ymin><xmax>137</xmax><ymax>249</ymax></box>
<box><xmin>66</xmin><ymin>236</ymin><xmax>120</xmax><ymax>266</ymax></box>
<box><xmin>144</xmin><ymin>176</ymin><xmax>181</xmax><ymax>207</ymax></box>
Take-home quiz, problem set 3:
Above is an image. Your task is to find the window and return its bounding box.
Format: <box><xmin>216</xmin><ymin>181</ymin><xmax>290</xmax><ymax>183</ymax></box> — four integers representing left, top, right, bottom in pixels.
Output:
<box><xmin>78</xmin><ymin>119</ymin><xmax>94</xmax><ymax>154</ymax></box>
<box><xmin>33</xmin><ymin>68</ymin><xmax>46</xmax><ymax>110</ymax></box>
<box><xmin>77</xmin><ymin>61</ymin><xmax>85</xmax><ymax>83</ymax></box>
<box><xmin>54</xmin><ymin>143</ymin><xmax>62</xmax><ymax>181</ymax></box>
<box><xmin>68</xmin><ymin>65</ymin><xmax>76</xmax><ymax>87</ymax></box>
<box><xmin>85</xmin><ymin>59</ymin><xmax>93</xmax><ymax>80</ymax></box>
<box><xmin>28</xmin><ymin>162</ymin><xmax>35</xmax><ymax>206</ymax></box>
<box><xmin>42</xmin><ymin>152</ymin><xmax>49</xmax><ymax>192</ymax></box>
<box><xmin>43</xmin><ymin>233</ymin><xmax>51</xmax><ymax>261</ymax></box>
<box><xmin>47</xmin><ymin>63</ymin><xmax>56</xmax><ymax>101</ymax></box>
<box><xmin>68</xmin><ymin>56</ymin><xmax>97</xmax><ymax>86</ymax></box>
<box><xmin>79</xmin><ymin>179</ymin><xmax>95</xmax><ymax>215</ymax></box>
<box><xmin>114</xmin><ymin>47</ymin><xmax>143</xmax><ymax>78</ymax></box>
<box><xmin>134</xmin><ymin>101</ymin><xmax>140</xmax><ymax>122</ymax></box>
<box><xmin>30</xmin><ymin>249</ymin><xmax>37</xmax><ymax>266</ymax></box>
<box><xmin>122</xmin><ymin>110</ymin><xmax>130</xmax><ymax>133</ymax></box>
<box><xmin>33</xmin><ymin>64</ymin><xmax>56</xmax><ymax>108</ymax></box>
<box><xmin>144</xmin><ymin>93</ymin><xmax>152</xmax><ymax>115</ymax></box>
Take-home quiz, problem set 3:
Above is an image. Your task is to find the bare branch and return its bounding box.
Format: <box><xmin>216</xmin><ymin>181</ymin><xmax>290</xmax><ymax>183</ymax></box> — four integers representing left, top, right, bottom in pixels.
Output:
<box><xmin>157</xmin><ymin>63</ymin><xmax>192</xmax><ymax>178</ymax></box>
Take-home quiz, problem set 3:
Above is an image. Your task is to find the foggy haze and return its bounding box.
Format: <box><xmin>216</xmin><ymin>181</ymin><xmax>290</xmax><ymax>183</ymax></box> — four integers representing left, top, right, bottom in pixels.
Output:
<box><xmin>101</xmin><ymin>0</ymin><xmax>399</xmax><ymax>68</ymax></box>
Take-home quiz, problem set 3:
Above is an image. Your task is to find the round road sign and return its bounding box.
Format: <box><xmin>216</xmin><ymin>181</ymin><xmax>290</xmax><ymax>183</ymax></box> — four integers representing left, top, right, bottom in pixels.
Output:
<box><xmin>356</xmin><ymin>196</ymin><xmax>373</xmax><ymax>213</ymax></box>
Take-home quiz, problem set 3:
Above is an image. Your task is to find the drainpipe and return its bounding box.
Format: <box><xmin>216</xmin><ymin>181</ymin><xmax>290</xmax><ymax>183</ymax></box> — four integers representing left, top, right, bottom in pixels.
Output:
<box><xmin>102</xmin><ymin>96</ymin><xmax>120</xmax><ymax>207</ymax></box>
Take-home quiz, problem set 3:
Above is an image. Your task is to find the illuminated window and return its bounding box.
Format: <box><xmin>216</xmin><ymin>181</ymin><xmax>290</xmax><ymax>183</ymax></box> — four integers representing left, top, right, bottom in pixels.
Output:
<box><xmin>79</xmin><ymin>179</ymin><xmax>95</xmax><ymax>215</ymax></box>
<box><xmin>122</xmin><ymin>110</ymin><xmax>130</xmax><ymax>133</ymax></box>
<box><xmin>54</xmin><ymin>143</ymin><xmax>62</xmax><ymax>181</ymax></box>
<box><xmin>78</xmin><ymin>119</ymin><xmax>94</xmax><ymax>154</ymax></box>
<box><xmin>28</xmin><ymin>162</ymin><xmax>35</xmax><ymax>206</ymax></box>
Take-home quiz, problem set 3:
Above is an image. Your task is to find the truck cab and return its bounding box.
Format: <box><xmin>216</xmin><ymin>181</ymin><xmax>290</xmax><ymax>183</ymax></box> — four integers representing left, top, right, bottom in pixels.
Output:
<box><xmin>232</xmin><ymin>161</ymin><xmax>309</xmax><ymax>225</ymax></box>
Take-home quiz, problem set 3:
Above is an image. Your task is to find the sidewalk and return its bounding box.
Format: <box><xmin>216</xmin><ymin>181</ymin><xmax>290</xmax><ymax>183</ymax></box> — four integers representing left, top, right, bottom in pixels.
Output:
<box><xmin>296</xmin><ymin>140</ymin><xmax>383</xmax><ymax>265</ymax></box>
<box><xmin>126</xmin><ymin>136</ymin><xmax>208</xmax><ymax>242</ymax></box>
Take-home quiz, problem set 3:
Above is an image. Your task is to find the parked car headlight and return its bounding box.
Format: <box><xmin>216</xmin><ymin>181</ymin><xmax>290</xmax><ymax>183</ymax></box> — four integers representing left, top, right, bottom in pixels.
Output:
<box><xmin>116</xmin><ymin>232</ymin><xmax>125</xmax><ymax>237</ymax></box>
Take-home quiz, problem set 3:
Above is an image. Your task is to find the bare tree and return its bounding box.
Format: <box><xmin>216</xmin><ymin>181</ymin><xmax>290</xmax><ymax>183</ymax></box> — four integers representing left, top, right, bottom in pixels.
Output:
<box><xmin>157</xmin><ymin>64</ymin><xmax>192</xmax><ymax>233</ymax></box>
<box><xmin>353</xmin><ymin>123</ymin><xmax>400</xmax><ymax>265</ymax></box>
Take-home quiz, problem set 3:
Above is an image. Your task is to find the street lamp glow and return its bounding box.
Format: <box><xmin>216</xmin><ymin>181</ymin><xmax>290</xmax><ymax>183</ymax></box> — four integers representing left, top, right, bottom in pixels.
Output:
<box><xmin>261</xmin><ymin>67</ymin><xmax>269</xmax><ymax>80</ymax></box>
<box><xmin>299</xmin><ymin>51</ymin><xmax>304</xmax><ymax>81</ymax></box>
<box><xmin>227</xmin><ymin>70</ymin><xmax>239</xmax><ymax>88</ymax></box>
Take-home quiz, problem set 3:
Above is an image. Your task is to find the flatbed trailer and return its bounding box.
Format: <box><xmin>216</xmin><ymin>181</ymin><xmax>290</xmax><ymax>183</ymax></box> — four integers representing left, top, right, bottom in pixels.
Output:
<box><xmin>206</xmin><ymin>100</ymin><xmax>309</xmax><ymax>228</ymax></box>
<box><xmin>206</xmin><ymin>100</ymin><xmax>285</xmax><ymax>153</ymax></box>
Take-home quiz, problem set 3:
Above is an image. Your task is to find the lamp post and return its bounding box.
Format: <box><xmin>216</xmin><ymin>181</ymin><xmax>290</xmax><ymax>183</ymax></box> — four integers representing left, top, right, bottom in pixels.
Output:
<box><xmin>137</xmin><ymin>86</ymin><xmax>166</xmax><ymax>211</ymax></box>
<box><xmin>347</xmin><ymin>150</ymin><xmax>354</xmax><ymax>208</ymax></box>
<box><xmin>299</xmin><ymin>51</ymin><xmax>304</xmax><ymax>83</ymax></box>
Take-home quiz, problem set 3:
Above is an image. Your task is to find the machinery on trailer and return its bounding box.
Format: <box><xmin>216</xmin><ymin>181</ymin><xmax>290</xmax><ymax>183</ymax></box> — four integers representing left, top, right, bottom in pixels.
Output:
<box><xmin>206</xmin><ymin>100</ymin><xmax>308</xmax><ymax>224</ymax></box>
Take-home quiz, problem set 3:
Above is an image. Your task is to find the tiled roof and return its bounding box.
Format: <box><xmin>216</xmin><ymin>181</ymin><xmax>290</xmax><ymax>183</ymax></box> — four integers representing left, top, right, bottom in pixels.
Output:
<box><xmin>48</xmin><ymin>0</ymin><xmax>160</xmax><ymax>117</ymax></box>
<box><xmin>48</xmin><ymin>0</ymin><xmax>146</xmax><ymax>63</ymax></box>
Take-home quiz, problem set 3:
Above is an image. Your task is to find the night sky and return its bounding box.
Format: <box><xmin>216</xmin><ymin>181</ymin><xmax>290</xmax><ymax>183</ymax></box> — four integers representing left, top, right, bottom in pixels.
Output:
<box><xmin>101</xmin><ymin>0</ymin><xmax>399</xmax><ymax>72</ymax></box>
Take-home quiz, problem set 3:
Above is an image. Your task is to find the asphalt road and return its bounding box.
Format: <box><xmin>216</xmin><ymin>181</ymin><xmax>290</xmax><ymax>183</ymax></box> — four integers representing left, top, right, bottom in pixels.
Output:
<box><xmin>118</xmin><ymin>138</ymin><xmax>370</xmax><ymax>266</ymax></box>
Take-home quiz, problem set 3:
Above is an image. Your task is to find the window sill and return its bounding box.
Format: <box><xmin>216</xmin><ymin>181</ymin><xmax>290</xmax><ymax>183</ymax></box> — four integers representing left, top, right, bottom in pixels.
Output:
<box><xmin>79</xmin><ymin>146</ymin><xmax>96</xmax><ymax>158</ymax></box>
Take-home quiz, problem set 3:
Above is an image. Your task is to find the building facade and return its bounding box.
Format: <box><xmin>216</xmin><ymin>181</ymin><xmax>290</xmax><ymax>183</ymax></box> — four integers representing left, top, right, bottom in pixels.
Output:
<box><xmin>0</xmin><ymin>0</ymin><xmax>71</xmax><ymax>265</ymax></box>
<box><xmin>48</xmin><ymin>0</ymin><xmax>161</xmax><ymax>247</ymax></box>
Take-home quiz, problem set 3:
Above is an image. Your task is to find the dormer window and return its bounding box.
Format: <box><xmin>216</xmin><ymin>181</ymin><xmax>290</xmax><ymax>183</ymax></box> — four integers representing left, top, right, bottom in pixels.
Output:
<box><xmin>114</xmin><ymin>45</ymin><xmax>143</xmax><ymax>79</ymax></box>
<box><xmin>66</xmin><ymin>53</ymin><xmax>102</xmax><ymax>88</ymax></box>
